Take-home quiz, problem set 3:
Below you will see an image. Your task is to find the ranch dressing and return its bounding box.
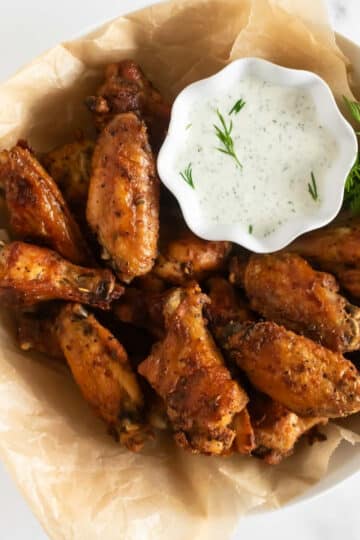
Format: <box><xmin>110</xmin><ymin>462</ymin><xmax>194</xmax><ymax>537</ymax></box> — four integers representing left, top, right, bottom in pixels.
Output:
<box><xmin>176</xmin><ymin>75</ymin><xmax>338</xmax><ymax>238</ymax></box>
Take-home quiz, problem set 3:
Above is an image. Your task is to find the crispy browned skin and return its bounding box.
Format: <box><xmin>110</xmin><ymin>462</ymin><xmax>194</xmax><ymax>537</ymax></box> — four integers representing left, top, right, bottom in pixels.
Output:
<box><xmin>287</xmin><ymin>216</ymin><xmax>360</xmax><ymax>267</ymax></box>
<box><xmin>153</xmin><ymin>227</ymin><xmax>232</xmax><ymax>285</ymax></box>
<box><xmin>219</xmin><ymin>320</ymin><xmax>360</xmax><ymax>418</ymax></box>
<box><xmin>86</xmin><ymin>60</ymin><xmax>171</xmax><ymax>151</ymax></box>
<box><xmin>0</xmin><ymin>241</ymin><xmax>122</xmax><ymax>308</ymax></box>
<box><xmin>249</xmin><ymin>393</ymin><xmax>327</xmax><ymax>465</ymax></box>
<box><xmin>233</xmin><ymin>408</ymin><xmax>255</xmax><ymax>455</ymax></box>
<box><xmin>17</xmin><ymin>309</ymin><xmax>64</xmax><ymax>361</ymax></box>
<box><xmin>138</xmin><ymin>283</ymin><xmax>250</xmax><ymax>455</ymax></box>
<box><xmin>205</xmin><ymin>277</ymin><xmax>255</xmax><ymax>339</ymax></box>
<box><xmin>87</xmin><ymin>112</ymin><xmax>160</xmax><ymax>283</ymax></box>
<box><xmin>41</xmin><ymin>139</ymin><xmax>94</xmax><ymax>214</ymax></box>
<box><xmin>234</xmin><ymin>253</ymin><xmax>360</xmax><ymax>352</ymax></box>
<box><xmin>0</xmin><ymin>146</ymin><xmax>91</xmax><ymax>265</ymax></box>
<box><xmin>56</xmin><ymin>303</ymin><xmax>150</xmax><ymax>451</ymax></box>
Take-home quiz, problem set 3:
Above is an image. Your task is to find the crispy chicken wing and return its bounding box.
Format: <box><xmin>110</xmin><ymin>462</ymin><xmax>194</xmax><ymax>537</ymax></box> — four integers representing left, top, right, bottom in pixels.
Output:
<box><xmin>0</xmin><ymin>241</ymin><xmax>122</xmax><ymax>308</ymax></box>
<box><xmin>86</xmin><ymin>60</ymin><xmax>171</xmax><ymax>151</ymax></box>
<box><xmin>287</xmin><ymin>216</ymin><xmax>360</xmax><ymax>267</ymax></box>
<box><xmin>87</xmin><ymin>112</ymin><xmax>160</xmax><ymax>283</ymax></box>
<box><xmin>17</xmin><ymin>308</ymin><xmax>64</xmax><ymax>361</ymax></box>
<box><xmin>205</xmin><ymin>277</ymin><xmax>255</xmax><ymax>339</ymax></box>
<box><xmin>0</xmin><ymin>145</ymin><xmax>91</xmax><ymax>265</ymax></box>
<box><xmin>249</xmin><ymin>393</ymin><xmax>327</xmax><ymax>465</ymax></box>
<box><xmin>56</xmin><ymin>303</ymin><xmax>151</xmax><ymax>451</ymax></box>
<box><xmin>232</xmin><ymin>253</ymin><xmax>360</xmax><ymax>352</ymax></box>
<box><xmin>138</xmin><ymin>283</ymin><xmax>251</xmax><ymax>455</ymax></box>
<box><xmin>41</xmin><ymin>138</ymin><xmax>94</xmax><ymax>214</ymax></box>
<box><xmin>218</xmin><ymin>320</ymin><xmax>360</xmax><ymax>418</ymax></box>
<box><xmin>153</xmin><ymin>227</ymin><xmax>232</xmax><ymax>285</ymax></box>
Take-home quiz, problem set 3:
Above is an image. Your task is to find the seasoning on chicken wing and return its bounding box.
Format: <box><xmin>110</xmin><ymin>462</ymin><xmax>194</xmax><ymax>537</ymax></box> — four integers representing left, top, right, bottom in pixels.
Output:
<box><xmin>249</xmin><ymin>393</ymin><xmax>327</xmax><ymax>465</ymax></box>
<box><xmin>56</xmin><ymin>303</ymin><xmax>151</xmax><ymax>451</ymax></box>
<box><xmin>231</xmin><ymin>253</ymin><xmax>360</xmax><ymax>352</ymax></box>
<box><xmin>86</xmin><ymin>60</ymin><xmax>171</xmax><ymax>151</ymax></box>
<box><xmin>218</xmin><ymin>320</ymin><xmax>360</xmax><ymax>418</ymax></box>
<box><xmin>287</xmin><ymin>215</ymin><xmax>360</xmax><ymax>267</ymax></box>
<box><xmin>17</xmin><ymin>308</ymin><xmax>64</xmax><ymax>361</ymax></box>
<box><xmin>153</xmin><ymin>227</ymin><xmax>232</xmax><ymax>285</ymax></box>
<box><xmin>0</xmin><ymin>145</ymin><xmax>91</xmax><ymax>265</ymax></box>
<box><xmin>205</xmin><ymin>276</ymin><xmax>255</xmax><ymax>339</ymax></box>
<box><xmin>138</xmin><ymin>283</ymin><xmax>252</xmax><ymax>455</ymax></box>
<box><xmin>86</xmin><ymin>112</ymin><xmax>160</xmax><ymax>283</ymax></box>
<box><xmin>0</xmin><ymin>241</ymin><xmax>122</xmax><ymax>308</ymax></box>
<box><xmin>41</xmin><ymin>138</ymin><xmax>94</xmax><ymax>214</ymax></box>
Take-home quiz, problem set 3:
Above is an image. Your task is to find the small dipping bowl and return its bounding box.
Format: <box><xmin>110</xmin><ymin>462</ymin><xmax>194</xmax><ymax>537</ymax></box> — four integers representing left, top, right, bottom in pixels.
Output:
<box><xmin>157</xmin><ymin>57</ymin><xmax>358</xmax><ymax>253</ymax></box>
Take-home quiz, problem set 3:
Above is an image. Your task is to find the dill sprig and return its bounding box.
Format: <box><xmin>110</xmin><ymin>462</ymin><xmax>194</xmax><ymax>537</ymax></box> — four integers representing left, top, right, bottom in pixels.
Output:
<box><xmin>344</xmin><ymin>96</ymin><xmax>360</xmax><ymax>133</ymax></box>
<box><xmin>229</xmin><ymin>98</ymin><xmax>246</xmax><ymax>115</ymax></box>
<box><xmin>308</xmin><ymin>172</ymin><xmax>319</xmax><ymax>202</ymax></box>
<box><xmin>214</xmin><ymin>110</ymin><xmax>242</xmax><ymax>168</ymax></box>
<box><xmin>342</xmin><ymin>96</ymin><xmax>360</xmax><ymax>214</ymax></box>
<box><xmin>180</xmin><ymin>163</ymin><xmax>195</xmax><ymax>189</ymax></box>
<box><xmin>248</xmin><ymin>224</ymin><xmax>253</xmax><ymax>234</ymax></box>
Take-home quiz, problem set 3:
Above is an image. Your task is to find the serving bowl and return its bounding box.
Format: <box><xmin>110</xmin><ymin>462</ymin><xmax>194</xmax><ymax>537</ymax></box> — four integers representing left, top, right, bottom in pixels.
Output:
<box><xmin>158</xmin><ymin>57</ymin><xmax>358</xmax><ymax>253</ymax></box>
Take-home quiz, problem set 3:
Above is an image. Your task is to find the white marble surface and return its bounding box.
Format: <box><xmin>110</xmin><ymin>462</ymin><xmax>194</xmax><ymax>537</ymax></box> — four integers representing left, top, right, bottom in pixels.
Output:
<box><xmin>0</xmin><ymin>0</ymin><xmax>359</xmax><ymax>539</ymax></box>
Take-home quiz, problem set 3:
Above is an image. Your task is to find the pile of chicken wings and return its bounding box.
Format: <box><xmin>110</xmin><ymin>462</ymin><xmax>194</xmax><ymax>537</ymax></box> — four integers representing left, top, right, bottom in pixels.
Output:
<box><xmin>0</xmin><ymin>60</ymin><xmax>359</xmax><ymax>465</ymax></box>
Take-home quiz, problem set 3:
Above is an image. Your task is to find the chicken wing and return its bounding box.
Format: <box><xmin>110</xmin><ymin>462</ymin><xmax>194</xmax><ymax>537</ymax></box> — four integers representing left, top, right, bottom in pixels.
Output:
<box><xmin>56</xmin><ymin>303</ymin><xmax>151</xmax><ymax>451</ymax></box>
<box><xmin>87</xmin><ymin>112</ymin><xmax>160</xmax><ymax>283</ymax></box>
<box><xmin>249</xmin><ymin>393</ymin><xmax>327</xmax><ymax>465</ymax></box>
<box><xmin>205</xmin><ymin>277</ymin><xmax>255</xmax><ymax>340</ymax></box>
<box><xmin>17</xmin><ymin>308</ymin><xmax>64</xmax><ymax>361</ymax></box>
<box><xmin>0</xmin><ymin>241</ymin><xmax>122</xmax><ymax>308</ymax></box>
<box><xmin>231</xmin><ymin>253</ymin><xmax>360</xmax><ymax>352</ymax></box>
<box><xmin>218</xmin><ymin>320</ymin><xmax>360</xmax><ymax>418</ymax></box>
<box><xmin>138</xmin><ymin>283</ymin><xmax>251</xmax><ymax>455</ymax></box>
<box><xmin>41</xmin><ymin>138</ymin><xmax>94</xmax><ymax>214</ymax></box>
<box><xmin>0</xmin><ymin>145</ymin><xmax>91</xmax><ymax>265</ymax></box>
<box><xmin>86</xmin><ymin>60</ymin><xmax>171</xmax><ymax>151</ymax></box>
<box><xmin>287</xmin><ymin>215</ymin><xmax>360</xmax><ymax>267</ymax></box>
<box><xmin>153</xmin><ymin>227</ymin><xmax>232</xmax><ymax>285</ymax></box>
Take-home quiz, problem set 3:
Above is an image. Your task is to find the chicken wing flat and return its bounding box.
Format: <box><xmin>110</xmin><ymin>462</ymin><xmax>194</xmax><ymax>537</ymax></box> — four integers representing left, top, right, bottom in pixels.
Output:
<box><xmin>87</xmin><ymin>112</ymin><xmax>159</xmax><ymax>283</ymax></box>
<box><xmin>287</xmin><ymin>216</ymin><xmax>360</xmax><ymax>267</ymax></box>
<box><xmin>56</xmin><ymin>303</ymin><xmax>151</xmax><ymax>451</ymax></box>
<box><xmin>138</xmin><ymin>283</ymin><xmax>251</xmax><ymax>455</ymax></box>
<box><xmin>41</xmin><ymin>138</ymin><xmax>94</xmax><ymax>214</ymax></box>
<box><xmin>218</xmin><ymin>320</ymin><xmax>360</xmax><ymax>418</ymax></box>
<box><xmin>0</xmin><ymin>241</ymin><xmax>122</xmax><ymax>308</ymax></box>
<box><xmin>205</xmin><ymin>277</ymin><xmax>255</xmax><ymax>339</ymax></box>
<box><xmin>0</xmin><ymin>145</ymin><xmax>91</xmax><ymax>265</ymax></box>
<box><xmin>232</xmin><ymin>253</ymin><xmax>360</xmax><ymax>352</ymax></box>
<box><xmin>249</xmin><ymin>393</ymin><xmax>327</xmax><ymax>465</ymax></box>
<box><xmin>153</xmin><ymin>227</ymin><xmax>232</xmax><ymax>285</ymax></box>
<box><xmin>86</xmin><ymin>60</ymin><xmax>171</xmax><ymax>151</ymax></box>
<box><xmin>17</xmin><ymin>308</ymin><xmax>64</xmax><ymax>361</ymax></box>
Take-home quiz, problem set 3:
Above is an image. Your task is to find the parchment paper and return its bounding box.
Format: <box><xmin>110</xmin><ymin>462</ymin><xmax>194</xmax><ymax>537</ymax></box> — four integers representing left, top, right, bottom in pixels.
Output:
<box><xmin>0</xmin><ymin>1</ymin><xmax>359</xmax><ymax>539</ymax></box>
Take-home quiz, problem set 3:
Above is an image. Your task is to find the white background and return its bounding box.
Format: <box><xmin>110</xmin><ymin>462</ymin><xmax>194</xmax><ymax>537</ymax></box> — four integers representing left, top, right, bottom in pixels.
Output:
<box><xmin>0</xmin><ymin>0</ymin><xmax>359</xmax><ymax>538</ymax></box>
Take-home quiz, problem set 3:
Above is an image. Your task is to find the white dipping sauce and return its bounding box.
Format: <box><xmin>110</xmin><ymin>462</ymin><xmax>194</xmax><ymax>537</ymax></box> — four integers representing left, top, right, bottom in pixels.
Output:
<box><xmin>176</xmin><ymin>75</ymin><xmax>338</xmax><ymax>238</ymax></box>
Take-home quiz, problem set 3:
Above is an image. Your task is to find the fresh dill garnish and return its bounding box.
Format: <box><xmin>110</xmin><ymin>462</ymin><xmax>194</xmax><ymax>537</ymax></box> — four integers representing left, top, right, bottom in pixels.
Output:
<box><xmin>248</xmin><ymin>224</ymin><xmax>253</xmax><ymax>234</ymax></box>
<box><xmin>186</xmin><ymin>123</ymin><xmax>192</xmax><ymax>130</ymax></box>
<box><xmin>180</xmin><ymin>163</ymin><xmax>195</xmax><ymax>189</ymax></box>
<box><xmin>308</xmin><ymin>172</ymin><xmax>319</xmax><ymax>202</ymax></box>
<box><xmin>214</xmin><ymin>109</ymin><xmax>242</xmax><ymax>168</ymax></box>
<box><xmin>229</xmin><ymin>98</ymin><xmax>246</xmax><ymax>115</ymax></box>
<box><xmin>344</xmin><ymin>154</ymin><xmax>360</xmax><ymax>214</ymax></box>
<box><xmin>344</xmin><ymin>96</ymin><xmax>360</xmax><ymax>133</ymax></box>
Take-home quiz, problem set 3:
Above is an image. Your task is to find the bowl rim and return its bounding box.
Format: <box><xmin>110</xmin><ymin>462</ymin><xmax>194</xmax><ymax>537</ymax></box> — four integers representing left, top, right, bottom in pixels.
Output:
<box><xmin>157</xmin><ymin>56</ymin><xmax>358</xmax><ymax>254</ymax></box>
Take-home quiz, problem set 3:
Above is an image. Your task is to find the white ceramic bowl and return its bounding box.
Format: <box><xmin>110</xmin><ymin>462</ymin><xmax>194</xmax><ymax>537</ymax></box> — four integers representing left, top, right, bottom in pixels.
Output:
<box><xmin>158</xmin><ymin>57</ymin><xmax>358</xmax><ymax>253</ymax></box>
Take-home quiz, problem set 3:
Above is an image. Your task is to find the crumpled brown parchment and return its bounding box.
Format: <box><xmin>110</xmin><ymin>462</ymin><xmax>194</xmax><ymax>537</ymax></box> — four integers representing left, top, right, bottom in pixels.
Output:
<box><xmin>0</xmin><ymin>1</ymin><xmax>359</xmax><ymax>539</ymax></box>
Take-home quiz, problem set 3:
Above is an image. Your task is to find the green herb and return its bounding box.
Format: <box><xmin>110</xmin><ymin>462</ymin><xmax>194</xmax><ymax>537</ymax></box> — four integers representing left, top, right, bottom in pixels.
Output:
<box><xmin>180</xmin><ymin>163</ymin><xmax>195</xmax><ymax>189</ymax></box>
<box><xmin>308</xmin><ymin>172</ymin><xmax>319</xmax><ymax>202</ymax></box>
<box><xmin>344</xmin><ymin>96</ymin><xmax>360</xmax><ymax>133</ymax></box>
<box><xmin>344</xmin><ymin>154</ymin><xmax>360</xmax><ymax>214</ymax></box>
<box><xmin>186</xmin><ymin>123</ymin><xmax>192</xmax><ymax>130</ymax></box>
<box><xmin>248</xmin><ymin>224</ymin><xmax>253</xmax><ymax>234</ymax></box>
<box><xmin>229</xmin><ymin>98</ymin><xmax>246</xmax><ymax>115</ymax></box>
<box><xmin>214</xmin><ymin>109</ymin><xmax>242</xmax><ymax>168</ymax></box>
